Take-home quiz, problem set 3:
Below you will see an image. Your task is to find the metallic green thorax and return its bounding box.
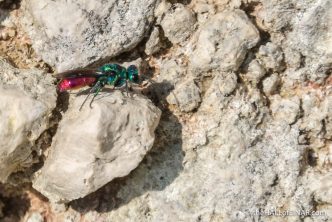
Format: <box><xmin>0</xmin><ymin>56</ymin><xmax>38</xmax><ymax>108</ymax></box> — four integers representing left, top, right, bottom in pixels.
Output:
<box><xmin>98</xmin><ymin>64</ymin><xmax>139</xmax><ymax>87</ymax></box>
<box><xmin>79</xmin><ymin>63</ymin><xmax>139</xmax><ymax>110</ymax></box>
<box><xmin>98</xmin><ymin>64</ymin><xmax>126</xmax><ymax>87</ymax></box>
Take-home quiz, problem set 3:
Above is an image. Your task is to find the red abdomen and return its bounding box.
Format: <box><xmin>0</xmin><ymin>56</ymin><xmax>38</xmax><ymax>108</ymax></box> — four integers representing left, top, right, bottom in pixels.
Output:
<box><xmin>58</xmin><ymin>77</ymin><xmax>97</xmax><ymax>92</ymax></box>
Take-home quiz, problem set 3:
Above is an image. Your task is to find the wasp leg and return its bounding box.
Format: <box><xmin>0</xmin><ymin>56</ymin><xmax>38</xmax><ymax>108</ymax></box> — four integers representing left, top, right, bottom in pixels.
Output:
<box><xmin>79</xmin><ymin>81</ymin><xmax>101</xmax><ymax>111</ymax></box>
<box><xmin>125</xmin><ymin>80</ymin><xmax>129</xmax><ymax>96</ymax></box>
<box><xmin>89</xmin><ymin>82</ymin><xmax>105</xmax><ymax>109</ymax></box>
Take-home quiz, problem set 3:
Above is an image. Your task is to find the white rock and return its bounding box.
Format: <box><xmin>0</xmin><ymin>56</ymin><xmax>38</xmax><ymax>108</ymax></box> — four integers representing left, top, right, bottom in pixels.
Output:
<box><xmin>25</xmin><ymin>212</ymin><xmax>44</xmax><ymax>222</ymax></box>
<box><xmin>216</xmin><ymin>72</ymin><xmax>238</xmax><ymax>96</ymax></box>
<box><xmin>262</xmin><ymin>73</ymin><xmax>280</xmax><ymax>95</ymax></box>
<box><xmin>257</xmin><ymin>42</ymin><xmax>284</xmax><ymax>71</ymax></box>
<box><xmin>270</xmin><ymin>96</ymin><xmax>300</xmax><ymax>125</ymax></box>
<box><xmin>190</xmin><ymin>9</ymin><xmax>260</xmax><ymax>73</ymax></box>
<box><xmin>21</xmin><ymin>0</ymin><xmax>158</xmax><ymax>71</ymax></box>
<box><xmin>167</xmin><ymin>79</ymin><xmax>201</xmax><ymax>112</ymax></box>
<box><xmin>300</xmin><ymin>93</ymin><xmax>332</xmax><ymax>148</ymax></box>
<box><xmin>246</xmin><ymin>59</ymin><xmax>267</xmax><ymax>84</ymax></box>
<box><xmin>158</xmin><ymin>59</ymin><xmax>186</xmax><ymax>85</ymax></box>
<box><xmin>288</xmin><ymin>0</ymin><xmax>332</xmax><ymax>68</ymax></box>
<box><xmin>284</xmin><ymin>47</ymin><xmax>302</xmax><ymax>69</ymax></box>
<box><xmin>160</xmin><ymin>4</ymin><xmax>196</xmax><ymax>44</ymax></box>
<box><xmin>145</xmin><ymin>26</ymin><xmax>163</xmax><ymax>55</ymax></box>
<box><xmin>256</xmin><ymin>0</ymin><xmax>296</xmax><ymax>32</ymax></box>
<box><xmin>32</xmin><ymin>91</ymin><xmax>161</xmax><ymax>203</ymax></box>
<box><xmin>0</xmin><ymin>58</ymin><xmax>56</xmax><ymax>182</ymax></box>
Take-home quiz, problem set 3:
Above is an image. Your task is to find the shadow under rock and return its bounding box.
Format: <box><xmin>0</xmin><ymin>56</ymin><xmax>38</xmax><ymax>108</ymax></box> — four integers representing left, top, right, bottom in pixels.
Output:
<box><xmin>0</xmin><ymin>9</ymin><xmax>9</xmax><ymax>27</ymax></box>
<box><xmin>0</xmin><ymin>183</ymin><xmax>30</xmax><ymax>221</ymax></box>
<box><xmin>70</xmin><ymin>80</ymin><xmax>184</xmax><ymax>213</ymax></box>
<box><xmin>0</xmin><ymin>0</ymin><xmax>20</xmax><ymax>10</ymax></box>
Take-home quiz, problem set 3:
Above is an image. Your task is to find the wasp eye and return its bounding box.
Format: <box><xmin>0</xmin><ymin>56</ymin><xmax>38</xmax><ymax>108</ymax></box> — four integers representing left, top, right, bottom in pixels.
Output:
<box><xmin>132</xmin><ymin>74</ymin><xmax>139</xmax><ymax>82</ymax></box>
<box><xmin>127</xmin><ymin>65</ymin><xmax>139</xmax><ymax>83</ymax></box>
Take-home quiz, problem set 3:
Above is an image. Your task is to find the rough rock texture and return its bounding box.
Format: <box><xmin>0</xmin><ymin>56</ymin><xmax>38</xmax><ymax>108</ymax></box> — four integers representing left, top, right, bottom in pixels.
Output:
<box><xmin>25</xmin><ymin>212</ymin><xmax>44</xmax><ymax>222</ymax></box>
<box><xmin>257</xmin><ymin>42</ymin><xmax>284</xmax><ymax>72</ymax></box>
<box><xmin>167</xmin><ymin>79</ymin><xmax>201</xmax><ymax>112</ymax></box>
<box><xmin>287</xmin><ymin>0</ymin><xmax>332</xmax><ymax>69</ymax></box>
<box><xmin>21</xmin><ymin>0</ymin><xmax>158</xmax><ymax>71</ymax></box>
<box><xmin>246</xmin><ymin>59</ymin><xmax>267</xmax><ymax>84</ymax></box>
<box><xmin>0</xmin><ymin>0</ymin><xmax>332</xmax><ymax>221</ymax></box>
<box><xmin>262</xmin><ymin>73</ymin><xmax>280</xmax><ymax>95</ymax></box>
<box><xmin>160</xmin><ymin>3</ymin><xmax>196</xmax><ymax>44</ymax></box>
<box><xmin>190</xmin><ymin>9</ymin><xmax>260</xmax><ymax>73</ymax></box>
<box><xmin>145</xmin><ymin>26</ymin><xmax>163</xmax><ymax>55</ymax></box>
<box><xmin>33</xmin><ymin>91</ymin><xmax>161</xmax><ymax>203</ymax></box>
<box><xmin>0</xmin><ymin>58</ymin><xmax>56</xmax><ymax>182</ymax></box>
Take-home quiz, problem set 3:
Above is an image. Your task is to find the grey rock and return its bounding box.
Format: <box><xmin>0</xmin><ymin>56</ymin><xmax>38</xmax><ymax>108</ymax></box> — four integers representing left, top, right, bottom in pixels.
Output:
<box><xmin>216</xmin><ymin>72</ymin><xmax>238</xmax><ymax>96</ymax></box>
<box><xmin>167</xmin><ymin>79</ymin><xmax>201</xmax><ymax>112</ymax></box>
<box><xmin>246</xmin><ymin>59</ymin><xmax>267</xmax><ymax>84</ymax></box>
<box><xmin>145</xmin><ymin>26</ymin><xmax>163</xmax><ymax>55</ymax></box>
<box><xmin>25</xmin><ymin>212</ymin><xmax>44</xmax><ymax>222</ymax></box>
<box><xmin>192</xmin><ymin>0</ymin><xmax>216</xmax><ymax>24</ymax></box>
<box><xmin>158</xmin><ymin>58</ymin><xmax>186</xmax><ymax>85</ymax></box>
<box><xmin>63</xmin><ymin>212</ymin><xmax>81</xmax><ymax>222</ymax></box>
<box><xmin>190</xmin><ymin>9</ymin><xmax>260</xmax><ymax>73</ymax></box>
<box><xmin>282</xmin><ymin>68</ymin><xmax>307</xmax><ymax>90</ymax></box>
<box><xmin>270</xmin><ymin>96</ymin><xmax>300</xmax><ymax>125</ymax></box>
<box><xmin>106</xmin><ymin>81</ymin><xmax>305</xmax><ymax>222</ymax></box>
<box><xmin>1</xmin><ymin>0</ymin><xmax>331</xmax><ymax>221</ymax></box>
<box><xmin>288</xmin><ymin>0</ymin><xmax>332</xmax><ymax>69</ymax></box>
<box><xmin>300</xmin><ymin>93</ymin><xmax>332</xmax><ymax>148</ymax></box>
<box><xmin>32</xmin><ymin>91</ymin><xmax>161</xmax><ymax>202</ymax></box>
<box><xmin>257</xmin><ymin>42</ymin><xmax>284</xmax><ymax>71</ymax></box>
<box><xmin>284</xmin><ymin>47</ymin><xmax>302</xmax><ymax>70</ymax></box>
<box><xmin>0</xmin><ymin>58</ymin><xmax>56</xmax><ymax>182</ymax></box>
<box><xmin>0</xmin><ymin>9</ymin><xmax>13</xmax><ymax>28</ymax></box>
<box><xmin>269</xmin><ymin>0</ymin><xmax>332</xmax><ymax>83</ymax></box>
<box><xmin>262</xmin><ymin>73</ymin><xmax>280</xmax><ymax>95</ymax></box>
<box><xmin>154</xmin><ymin>0</ymin><xmax>171</xmax><ymax>23</ymax></box>
<box><xmin>21</xmin><ymin>0</ymin><xmax>157</xmax><ymax>72</ymax></box>
<box><xmin>160</xmin><ymin>4</ymin><xmax>196</xmax><ymax>44</ymax></box>
<box><xmin>256</xmin><ymin>0</ymin><xmax>296</xmax><ymax>32</ymax></box>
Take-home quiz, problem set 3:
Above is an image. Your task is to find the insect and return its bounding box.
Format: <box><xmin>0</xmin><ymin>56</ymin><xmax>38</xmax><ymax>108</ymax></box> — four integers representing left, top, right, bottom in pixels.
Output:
<box><xmin>56</xmin><ymin>64</ymin><xmax>140</xmax><ymax>110</ymax></box>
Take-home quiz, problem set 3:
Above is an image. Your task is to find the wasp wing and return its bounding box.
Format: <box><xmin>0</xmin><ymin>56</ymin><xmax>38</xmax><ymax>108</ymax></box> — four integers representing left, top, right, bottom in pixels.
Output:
<box><xmin>55</xmin><ymin>68</ymin><xmax>103</xmax><ymax>79</ymax></box>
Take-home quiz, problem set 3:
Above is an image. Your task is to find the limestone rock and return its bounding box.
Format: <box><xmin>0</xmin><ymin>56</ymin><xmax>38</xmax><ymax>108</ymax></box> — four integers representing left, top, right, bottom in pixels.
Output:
<box><xmin>158</xmin><ymin>59</ymin><xmax>186</xmax><ymax>85</ymax></box>
<box><xmin>270</xmin><ymin>96</ymin><xmax>300</xmax><ymax>125</ymax></box>
<box><xmin>190</xmin><ymin>9</ymin><xmax>260</xmax><ymax>73</ymax></box>
<box><xmin>32</xmin><ymin>91</ymin><xmax>161</xmax><ymax>203</ymax></box>
<box><xmin>288</xmin><ymin>0</ymin><xmax>332</xmax><ymax>69</ymax></box>
<box><xmin>1</xmin><ymin>0</ymin><xmax>332</xmax><ymax>221</ymax></box>
<box><xmin>256</xmin><ymin>0</ymin><xmax>296</xmax><ymax>32</ymax></box>
<box><xmin>246</xmin><ymin>59</ymin><xmax>267</xmax><ymax>84</ymax></box>
<box><xmin>167</xmin><ymin>79</ymin><xmax>201</xmax><ymax>112</ymax></box>
<box><xmin>216</xmin><ymin>72</ymin><xmax>238</xmax><ymax>96</ymax></box>
<box><xmin>262</xmin><ymin>73</ymin><xmax>280</xmax><ymax>95</ymax></box>
<box><xmin>21</xmin><ymin>0</ymin><xmax>157</xmax><ymax>71</ymax></box>
<box><xmin>300</xmin><ymin>93</ymin><xmax>332</xmax><ymax>148</ymax></box>
<box><xmin>160</xmin><ymin>4</ymin><xmax>196</xmax><ymax>44</ymax></box>
<box><xmin>0</xmin><ymin>58</ymin><xmax>56</xmax><ymax>182</ymax></box>
<box><xmin>25</xmin><ymin>212</ymin><xmax>44</xmax><ymax>222</ymax></box>
<box><xmin>257</xmin><ymin>42</ymin><xmax>284</xmax><ymax>71</ymax></box>
<box><xmin>145</xmin><ymin>26</ymin><xmax>163</xmax><ymax>55</ymax></box>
